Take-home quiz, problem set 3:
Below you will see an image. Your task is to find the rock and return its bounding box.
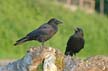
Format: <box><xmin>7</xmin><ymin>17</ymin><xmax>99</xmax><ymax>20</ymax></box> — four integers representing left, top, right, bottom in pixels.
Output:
<box><xmin>0</xmin><ymin>46</ymin><xmax>59</xmax><ymax>71</ymax></box>
<box><xmin>0</xmin><ymin>46</ymin><xmax>108</xmax><ymax>71</ymax></box>
<box><xmin>73</xmin><ymin>56</ymin><xmax>108</xmax><ymax>71</ymax></box>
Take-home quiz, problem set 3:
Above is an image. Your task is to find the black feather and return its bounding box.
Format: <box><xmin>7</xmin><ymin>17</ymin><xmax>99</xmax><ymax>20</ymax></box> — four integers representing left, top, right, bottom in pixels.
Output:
<box><xmin>14</xmin><ymin>37</ymin><xmax>28</xmax><ymax>46</ymax></box>
<box><xmin>65</xmin><ymin>27</ymin><xmax>85</xmax><ymax>56</ymax></box>
<box><xmin>14</xmin><ymin>18</ymin><xmax>62</xmax><ymax>46</ymax></box>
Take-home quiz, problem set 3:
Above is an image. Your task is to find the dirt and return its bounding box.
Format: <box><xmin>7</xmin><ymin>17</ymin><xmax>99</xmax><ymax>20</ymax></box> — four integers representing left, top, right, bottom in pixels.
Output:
<box><xmin>0</xmin><ymin>59</ymin><xmax>15</xmax><ymax>66</ymax></box>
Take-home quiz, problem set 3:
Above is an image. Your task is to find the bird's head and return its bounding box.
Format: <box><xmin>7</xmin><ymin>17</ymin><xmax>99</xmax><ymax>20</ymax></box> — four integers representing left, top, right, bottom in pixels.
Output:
<box><xmin>74</xmin><ymin>27</ymin><xmax>84</xmax><ymax>37</ymax></box>
<box><xmin>48</xmin><ymin>18</ymin><xmax>63</xmax><ymax>25</ymax></box>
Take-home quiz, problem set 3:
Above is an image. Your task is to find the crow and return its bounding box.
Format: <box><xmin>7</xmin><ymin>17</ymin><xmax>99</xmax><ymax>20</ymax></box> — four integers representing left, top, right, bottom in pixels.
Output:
<box><xmin>14</xmin><ymin>18</ymin><xmax>62</xmax><ymax>46</ymax></box>
<box><xmin>65</xmin><ymin>27</ymin><xmax>85</xmax><ymax>56</ymax></box>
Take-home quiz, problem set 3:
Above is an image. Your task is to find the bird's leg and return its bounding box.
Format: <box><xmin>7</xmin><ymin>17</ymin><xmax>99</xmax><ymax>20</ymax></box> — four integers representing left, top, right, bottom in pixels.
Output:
<box><xmin>42</xmin><ymin>42</ymin><xmax>44</xmax><ymax>47</ymax></box>
<box><xmin>41</xmin><ymin>42</ymin><xmax>44</xmax><ymax>48</ymax></box>
<box><xmin>72</xmin><ymin>54</ymin><xmax>77</xmax><ymax>59</ymax></box>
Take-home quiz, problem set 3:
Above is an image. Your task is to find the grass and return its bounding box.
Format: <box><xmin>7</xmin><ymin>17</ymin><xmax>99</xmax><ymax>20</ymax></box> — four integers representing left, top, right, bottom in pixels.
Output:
<box><xmin>0</xmin><ymin>0</ymin><xmax>108</xmax><ymax>59</ymax></box>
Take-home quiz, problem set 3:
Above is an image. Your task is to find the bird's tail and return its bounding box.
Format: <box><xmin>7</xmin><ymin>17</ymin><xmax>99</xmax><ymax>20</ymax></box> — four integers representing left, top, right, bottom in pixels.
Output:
<box><xmin>65</xmin><ymin>47</ymin><xmax>74</xmax><ymax>56</ymax></box>
<box><xmin>14</xmin><ymin>37</ymin><xmax>28</xmax><ymax>46</ymax></box>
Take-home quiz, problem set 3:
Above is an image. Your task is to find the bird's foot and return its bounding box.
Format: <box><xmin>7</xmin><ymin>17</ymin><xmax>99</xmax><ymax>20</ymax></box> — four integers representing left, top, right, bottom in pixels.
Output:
<box><xmin>40</xmin><ymin>45</ymin><xmax>45</xmax><ymax>48</ymax></box>
<box><xmin>72</xmin><ymin>54</ymin><xmax>76</xmax><ymax>59</ymax></box>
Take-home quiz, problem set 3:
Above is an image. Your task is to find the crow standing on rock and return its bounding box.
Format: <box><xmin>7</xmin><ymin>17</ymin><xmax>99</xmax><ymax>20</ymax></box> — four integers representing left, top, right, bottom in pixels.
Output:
<box><xmin>65</xmin><ymin>27</ymin><xmax>85</xmax><ymax>56</ymax></box>
<box><xmin>14</xmin><ymin>18</ymin><xmax>62</xmax><ymax>46</ymax></box>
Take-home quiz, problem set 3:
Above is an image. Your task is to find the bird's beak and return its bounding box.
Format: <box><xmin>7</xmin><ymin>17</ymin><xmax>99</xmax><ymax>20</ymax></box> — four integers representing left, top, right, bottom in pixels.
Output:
<box><xmin>58</xmin><ymin>21</ymin><xmax>63</xmax><ymax>24</ymax></box>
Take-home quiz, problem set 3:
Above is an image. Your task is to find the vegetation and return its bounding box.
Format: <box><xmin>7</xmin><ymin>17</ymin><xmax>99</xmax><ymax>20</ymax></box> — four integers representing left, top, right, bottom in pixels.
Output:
<box><xmin>0</xmin><ymin>0</ymin><xmax>108</xmax><ymax>58</ymax></box>
<box><xmin>95</xmin><ymin>0</ymin><xmax>108</xmax><ymax>15</ymax></box>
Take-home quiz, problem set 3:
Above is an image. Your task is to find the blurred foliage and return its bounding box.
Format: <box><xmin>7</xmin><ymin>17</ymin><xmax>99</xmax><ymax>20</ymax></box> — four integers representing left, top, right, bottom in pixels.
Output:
<box><xmin>95</xmin><ymin>0</ymin><xmax>108</xmax><ymax>15</ymax></box>
<box><xmin>0</xmin><ymin>0</ymin><xmax>108</xmax><ymax>58</ymax></box>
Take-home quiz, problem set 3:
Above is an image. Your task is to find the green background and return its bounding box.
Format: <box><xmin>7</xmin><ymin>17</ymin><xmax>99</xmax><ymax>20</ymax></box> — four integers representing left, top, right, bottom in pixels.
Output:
<box><xmin>0</xmin><ymin>0</ymin><xmax>108</xmax><ymax>59</ymax></box>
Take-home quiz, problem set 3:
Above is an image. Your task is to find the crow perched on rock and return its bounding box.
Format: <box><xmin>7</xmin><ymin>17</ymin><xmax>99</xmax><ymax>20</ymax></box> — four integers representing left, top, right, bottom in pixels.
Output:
<box><xmin>65</xmin><ymin>27</ymin><xmax>85</xmax><ymax>56</ymax></box>
<box><xmin>14</xmin><ymin>18</ymin><xmax>62</xmax><ymax>46</ymax></box>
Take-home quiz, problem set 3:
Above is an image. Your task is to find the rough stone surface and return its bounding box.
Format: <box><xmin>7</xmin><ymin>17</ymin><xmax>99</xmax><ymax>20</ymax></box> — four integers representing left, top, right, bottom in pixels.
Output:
<box><xmin>0</xmin><ymin>47</ymin><xmax>108</xmax><ymax>71</ymax></box>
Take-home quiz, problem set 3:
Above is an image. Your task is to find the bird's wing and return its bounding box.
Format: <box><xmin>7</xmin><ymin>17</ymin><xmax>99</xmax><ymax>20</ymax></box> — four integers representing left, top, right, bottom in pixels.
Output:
<box><xmin>26</xmin><ymin>24</ymin><xmax>54</xmax><ymax>39</ymax></box>
<box><xmin>37</xmin><ymin>24</ymin><xmax>56</xmax><ymax>36</ymax></box>
<box><xmin>68</xmin><ymin>35</ymin><xmax>85</xmax><ymax>51</ymax></box>
<box><xmin>65</xmin><ymin>35</ymin><xmax>75</xmax><ymax>55</ymax></box>
<box><xmin>67</xmin><ymin>35</ymin><xmax>75</xmax><ymax>46</ymax></box>
<box><xmin>38</xmin><ymin>24</ymin><xmax>52</xmax><ymax>31</ymax></box>
<box><xmin>81</xmin><ymin>38</ymin><xmax>85</xmax><ymax>48</ymax></box>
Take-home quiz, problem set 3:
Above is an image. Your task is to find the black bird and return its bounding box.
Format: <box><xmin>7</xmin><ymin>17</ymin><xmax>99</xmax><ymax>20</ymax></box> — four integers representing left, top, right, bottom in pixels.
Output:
<box><xmin>14</xmin><ymin>18</ymin><xmax>62</xmax><ymax>46</ymax></box>
<box><xmin>65</xmin><ymin>27</ymin><xmax>85</xmax><ymax>56</ymax></box>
